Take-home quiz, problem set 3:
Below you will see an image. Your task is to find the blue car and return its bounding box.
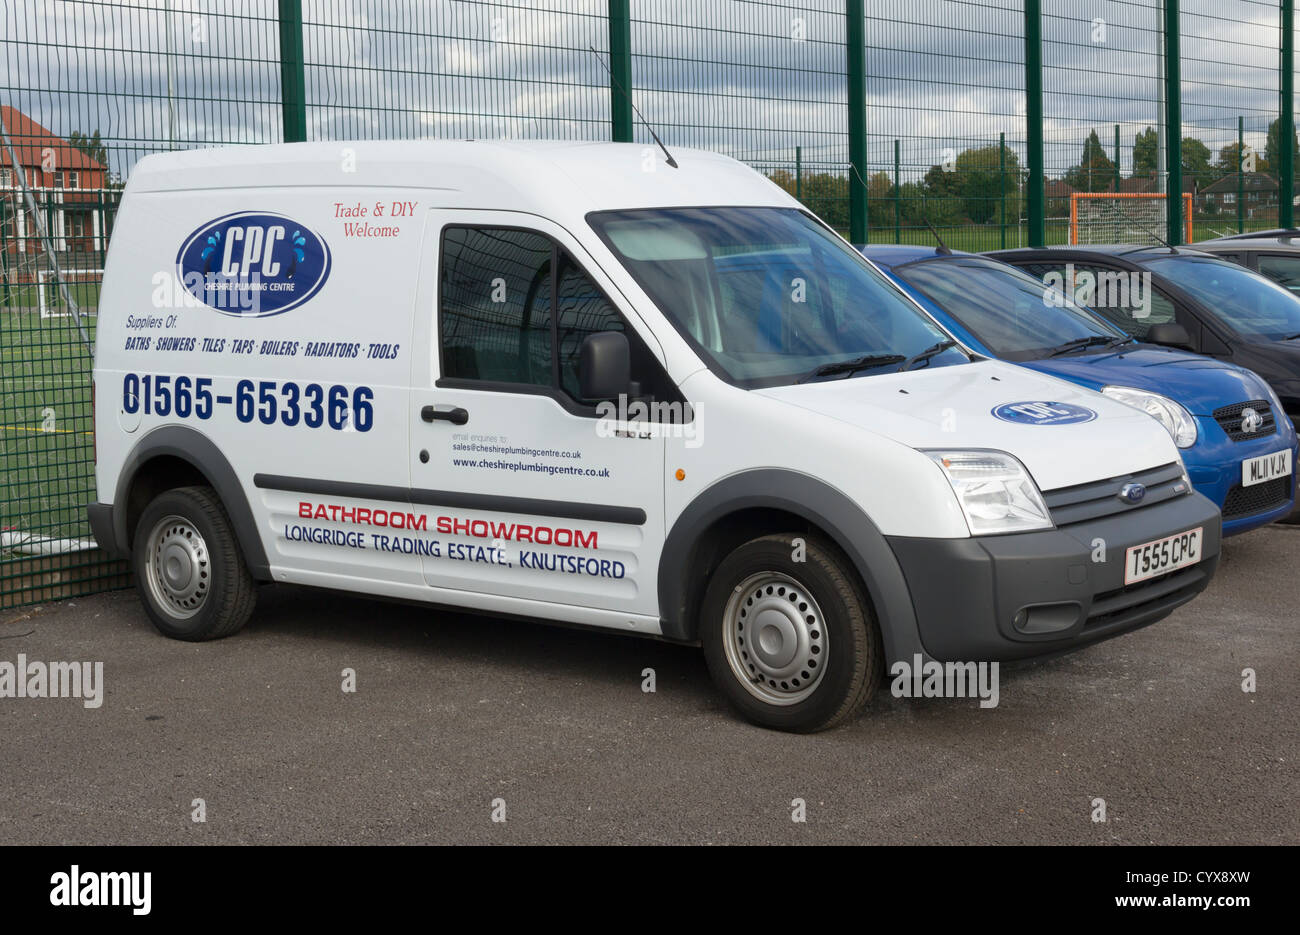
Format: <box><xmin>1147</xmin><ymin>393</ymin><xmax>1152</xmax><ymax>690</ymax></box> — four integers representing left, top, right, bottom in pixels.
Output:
<box><xmin>858</xmin><ymin>245</ymin><xmax>1297</xmax><ymax>536</ymax></box>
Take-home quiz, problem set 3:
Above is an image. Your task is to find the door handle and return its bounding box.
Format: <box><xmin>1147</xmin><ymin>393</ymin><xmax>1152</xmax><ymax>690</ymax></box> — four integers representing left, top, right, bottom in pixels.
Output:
<box><xmin>421</xmin><ymin>405</ymin><xmax>469</xmax><ymax>425</ymax></box>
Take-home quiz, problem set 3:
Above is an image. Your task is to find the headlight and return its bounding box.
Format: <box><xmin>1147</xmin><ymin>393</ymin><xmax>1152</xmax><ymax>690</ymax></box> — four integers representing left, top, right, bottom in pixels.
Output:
<box><xmin>925</xmin><ymin>450</ymin><xmax>1053</xmax><ymax>535</ymax></box>
<box><xmin>1101</xmin><ymin>386</ymin><xmax>1198</xmax><ymax>448</ymax></box>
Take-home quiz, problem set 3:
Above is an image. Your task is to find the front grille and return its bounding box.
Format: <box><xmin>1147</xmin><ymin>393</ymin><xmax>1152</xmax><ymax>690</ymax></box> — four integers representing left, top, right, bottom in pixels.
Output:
<box><xmin>1213</xmin><ymin>399</ymin><xmax>1277</xmax><ymax>442</ymax></box>
<box><xmin>1222</xmin><ymin>477</ymin><xmax>1292</xmax><ymax>518</ymax></box>
<box><xmin>1043</xmin><ymin>462</ymin><xmax>1188</xmax><ymax>527</ymax></box>
<box><xmin>1084</xmin><ymin>565</ymin><xmax>1208</xmax><ymax>631</ymax></box>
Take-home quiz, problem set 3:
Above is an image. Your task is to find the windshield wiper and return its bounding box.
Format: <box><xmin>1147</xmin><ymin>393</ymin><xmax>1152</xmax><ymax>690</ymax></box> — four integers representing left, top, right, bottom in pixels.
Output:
<box><xmin>1047</xmin><ymin>335</ymin><xmax>1124</xmax><ymax>357</ymax></box>
<box><xmin>1283</xmin><ymin>332</ymin><xmax>1300</xmax><ymax>341</ymax></box>
<box><xmin>795</xmin><ymin>354</ymin><xmax>906</xmax><ymax>383</ymax></box>
<box><xmin>896</xmin><ymin>339</ymin><xmax>957</xmax><ymax>372</ymax></box>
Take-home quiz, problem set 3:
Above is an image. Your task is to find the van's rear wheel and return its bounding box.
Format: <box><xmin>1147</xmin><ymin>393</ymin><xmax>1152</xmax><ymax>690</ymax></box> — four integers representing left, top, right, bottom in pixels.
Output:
<box><xmin>701</xmin><ymin>533</ymin><xmax>881</xmax><ymax>732</ymax></box>
<box><xmin>132</xmin><ymin>485</ymin><xmax>256</xmax><ymax>641</ymax></box>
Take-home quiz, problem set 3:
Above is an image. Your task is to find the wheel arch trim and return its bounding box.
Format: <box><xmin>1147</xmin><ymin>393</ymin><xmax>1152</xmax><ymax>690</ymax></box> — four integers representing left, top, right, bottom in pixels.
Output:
<box><xmin>107</xmin><ymin>425</ymin><xmax>270</xmax><ymax>578</ymax></box>
<box><xmin>658</xmin><ymin>469</ymin><xmax>927</xmax><ymax>666</ymax></box>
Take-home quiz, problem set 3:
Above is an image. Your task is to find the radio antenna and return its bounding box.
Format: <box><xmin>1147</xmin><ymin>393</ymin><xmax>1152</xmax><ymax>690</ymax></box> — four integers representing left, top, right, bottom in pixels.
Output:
<box><xmin>589</xmin><ymin>46</ymin><xmax>678</xmax><ymax>168</ymax></box>
<box><xmin>923</xmin><ymin>216</ymin><xmax>952</xmax><ymax>255</ymax></box>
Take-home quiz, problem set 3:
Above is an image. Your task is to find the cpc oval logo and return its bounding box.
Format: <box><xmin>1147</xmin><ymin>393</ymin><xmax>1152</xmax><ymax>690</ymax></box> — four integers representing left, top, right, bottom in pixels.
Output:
<box><xmin>992</xmin><ymin>401</ymin><xmax>1098</xmax><ymax>426</ymax></box>
<box><xmin>176</xmin><ymin>211</ymin><xmax>331</xmax><ymax>317</ymax></box>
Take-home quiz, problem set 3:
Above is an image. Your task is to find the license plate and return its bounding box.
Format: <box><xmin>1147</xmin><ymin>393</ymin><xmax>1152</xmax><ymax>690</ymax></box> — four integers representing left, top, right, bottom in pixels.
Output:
<box><xmin>1241</xmin><ymin>448</ymin><xmax>1292</xmax><ymax>487</ymax></box>
<box><xmin>1124</xmin><ymin>527</ymin><xmax>1203</xmax><ymax>585</ymax></box>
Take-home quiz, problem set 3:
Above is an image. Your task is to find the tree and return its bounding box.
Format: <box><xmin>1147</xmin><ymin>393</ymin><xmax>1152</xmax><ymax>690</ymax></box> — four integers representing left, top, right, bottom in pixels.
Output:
<box><xmin>68</xmin><ymin>129</ymin><xmax>107</xmax><ymax>167</ymax></box>
<box><xmin>767</xmin><ymin>167</ymin><xmax>850</xmax><ymax>232</ymax></box>
<box><xmin>1131</xmin><ymin>126</ymin><xmax>1158</xmax><ymax>179</ymax></box>
<box><xmin>1064</xmin><ymin>129</ymin><xmax>1115</xmax><ymax>193</ymax></box>
<box><xmin>1216</xmin><ymin>141</ymin><xmax>1268</xmax><ymax>176</ymax></box>
<box><xmin>1265</xmin><ymin>117</ymin><xmax>1299</xmax><ymax>179</ymax></box>
<box><xmin>866</xmin><ymin>171</ymin><xmax>896</xmax><ymax>228</ymax></box>
<box><xmin>954</xmin><ymin>144</ymin><xmax>1023</xmax><ymax>224</ymax></box>
<box><xmin>922</xmin><ymin>162</ymin><xmax>961</xmax><ymax>198</ymax></box>
<box><xmin>1181</xmin><ymin>137</ymin><xmax>1213</xmax><ymax>184</ymax></box>
<box><xmin>897</xmin><ymin>181</ymin><xmax>929</xmax><ymax>224</ymax></box>
<box><xmin>917</xmin><ymin>163</ymin><xmax>963</xmax><ymax>225</ymax></box>
<box><xmin>1127</xmin><ymin>129</ymin><xmax>1215</xmax><ymax>184</ymax></box>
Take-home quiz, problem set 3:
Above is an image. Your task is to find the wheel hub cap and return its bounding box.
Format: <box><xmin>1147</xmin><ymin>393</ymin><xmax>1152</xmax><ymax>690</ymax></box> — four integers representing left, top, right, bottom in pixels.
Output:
<box><xmin>722</xmin><ymin>572</ymin><xmax>827</xmax><ymax>706</ymax></box>
<box><xmin>146</xmin><ymin>515</ymin><xmax>210</xmax><ymax>618</ymax></box>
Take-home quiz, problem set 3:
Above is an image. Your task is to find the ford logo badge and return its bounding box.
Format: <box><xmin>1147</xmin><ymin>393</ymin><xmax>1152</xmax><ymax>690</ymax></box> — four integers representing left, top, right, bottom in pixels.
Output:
<box><xmin>1119</xmin><ymin>482</ymin><xmax>1147</xmax><ymax>504</ymax></box>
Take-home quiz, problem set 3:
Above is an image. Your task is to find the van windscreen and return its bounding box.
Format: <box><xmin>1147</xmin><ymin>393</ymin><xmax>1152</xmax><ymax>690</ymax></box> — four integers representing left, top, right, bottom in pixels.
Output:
<box><xmin>588</xmin><ymin>207</ymin><xmax>968</xmax><ymax>387</ymax></box>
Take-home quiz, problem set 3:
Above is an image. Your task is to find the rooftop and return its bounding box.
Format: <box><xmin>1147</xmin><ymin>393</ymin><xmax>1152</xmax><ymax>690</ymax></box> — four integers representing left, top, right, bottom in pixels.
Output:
<box><xmin>126</xmin><ymin>140</ymin><xmax>797</xmax><ymax>220</ymax></box>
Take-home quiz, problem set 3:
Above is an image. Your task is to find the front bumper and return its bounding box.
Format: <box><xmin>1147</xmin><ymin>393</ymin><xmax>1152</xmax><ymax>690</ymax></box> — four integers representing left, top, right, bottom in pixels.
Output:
<box><xmin>87</xmin><ymin>502</ymin><xmax>126</xmax><ymax>557</ymax></box>
<box><xmin>1184</xmin><ymin>416</ymin><xmax>1296</xmax><ymax>536</ymax></box>
<box><xmin>887</xmin><ymin>490</ymin><xmax>1222</xmax><ymax>662</ymax></box>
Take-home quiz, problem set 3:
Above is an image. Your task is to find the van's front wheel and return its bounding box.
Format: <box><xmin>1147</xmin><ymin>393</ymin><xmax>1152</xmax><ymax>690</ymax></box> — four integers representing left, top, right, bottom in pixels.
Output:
<box><xmin>132</xmin><ymin>485</ymin><xmax>256</xmax><ymax>641</ymax></box>
<box><xmin>701</xmin><ymin>533</ymin><xmax>881</xmax><ymax>732</ymax></box>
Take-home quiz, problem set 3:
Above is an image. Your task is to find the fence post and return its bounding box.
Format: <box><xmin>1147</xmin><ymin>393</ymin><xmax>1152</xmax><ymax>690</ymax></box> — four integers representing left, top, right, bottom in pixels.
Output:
<box><xmin>608</xmin><ymin>0</ymin><xmax>634</xmax><ymax>142</ymax></box>
<box><xmin>1025</xmin><ymin>0</ymin><xmax>1045</xmax><ymax>246</ymax></box>
<box><xmin>1000</xmin><ymin>132</ymin><xmax>1007</xmax><ymax>249</ymax></box>
<box><xmin>0</xmin><ymin>196</ymin><xmax>10</xmax><ymax>308</ymax></box>
<box><xmin>894</xmin><ymin>138</ymin><xmax>901</xmax><ymax>243</ymax></box>
<box><xmin>847</xmin><ymin>0</ymin><xmax>868</xmax><ymax>244</ymax></box>
<box><xmin>278</xmin><ymin>0</ymin><xmax>308</xmax><ymax>142</ymax></box>
<box><xmin>1113</xmin><ymin>124</ymin><xmax>1121</xmax><ymax>192</ymax></box>
<box><xmin>1164</xmin><ymin>0</ymin><xmax>1183</xmax><ymax>244</ymax></box>
<box><xmin>795</xmin><ymin>145</ymin><xmax>803</xmax><ymax>200</ymax></box>
<box><xmin>1238</xmin><ymin>115</ymin><xmax>1245</xmax><ymax>233</ymax></box>
<box><xmin>1281</xmin><ymin>0</ymin><xmax>1294</xmax><ymax>228</ymax></box>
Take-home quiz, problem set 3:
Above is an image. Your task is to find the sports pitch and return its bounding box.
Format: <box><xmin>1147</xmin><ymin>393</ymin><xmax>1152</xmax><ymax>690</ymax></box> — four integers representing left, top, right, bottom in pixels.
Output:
<box><xmin>0</xmin><ymin>308</ymin><xmax>98</xmax><ymax>553</ymax></box>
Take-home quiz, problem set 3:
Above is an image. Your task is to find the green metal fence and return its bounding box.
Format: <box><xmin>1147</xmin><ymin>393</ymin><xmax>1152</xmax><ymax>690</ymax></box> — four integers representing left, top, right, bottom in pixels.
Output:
<box><xmin>2</xmin><ymin>0</ymin><xmax>1299</xmax><ymax>607</ymax></box>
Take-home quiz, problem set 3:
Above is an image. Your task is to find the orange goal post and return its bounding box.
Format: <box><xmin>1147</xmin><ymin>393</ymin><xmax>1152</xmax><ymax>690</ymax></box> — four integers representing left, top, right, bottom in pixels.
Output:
<box><xmin>1069</xmin><ymin>192</ymin><xmax>1194</xmax><ymax>245</ymax></box>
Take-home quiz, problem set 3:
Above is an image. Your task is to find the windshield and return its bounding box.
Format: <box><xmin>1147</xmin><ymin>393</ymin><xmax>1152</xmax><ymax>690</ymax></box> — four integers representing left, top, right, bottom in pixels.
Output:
<box><xmin>1144</xmin><ymin>255</ymin><xmax>1300</xmax><ymax>340</ymax></box>
<box><xmin>587</xmin><ymin>207</ymin><xmax>969</xmax><ymax>386</ymax></box>
<box><xmin>894</xmin><ymin>257</ymin><xmax>1126</xmax><ymax>360</ymax></box>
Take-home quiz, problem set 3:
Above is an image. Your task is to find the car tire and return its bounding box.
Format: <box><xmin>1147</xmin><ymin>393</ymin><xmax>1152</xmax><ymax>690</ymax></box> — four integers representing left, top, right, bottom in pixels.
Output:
<box><xmin>132</xmin><ymin>485</ymin><xmax>256</xmax><ymax>641</ymax></box>
<box><xmin>701</xmin><ymin>532</ymin><xmax>882</xmax><ymax>732</ymax></box>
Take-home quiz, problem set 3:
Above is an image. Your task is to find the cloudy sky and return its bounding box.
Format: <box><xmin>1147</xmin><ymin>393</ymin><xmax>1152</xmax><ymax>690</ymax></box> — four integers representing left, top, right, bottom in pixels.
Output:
<box><xmin>0</xmin><ymin>0</ymin><xmax>1286</xmax><ymax>183</ymax></box>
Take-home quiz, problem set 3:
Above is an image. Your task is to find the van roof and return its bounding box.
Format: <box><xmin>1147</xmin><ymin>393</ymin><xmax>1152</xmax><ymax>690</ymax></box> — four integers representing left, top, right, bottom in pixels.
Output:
<box><xmin>126</xmin><ymin>140</ymin><xmax>800</xmax><ymax>218</ymax></box>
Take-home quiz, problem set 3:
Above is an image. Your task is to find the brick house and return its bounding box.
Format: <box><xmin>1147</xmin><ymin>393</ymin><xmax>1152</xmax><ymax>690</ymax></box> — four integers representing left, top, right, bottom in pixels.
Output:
<box><xmin>1199</xmin><ymin>172</ymin><xmax>1280</xmax><ymax>217</ymax></box>
<box><xmin>1044</xmin><ymin>178</ymin><xmax>1075</xmax><ymax>217</ymax></box>
<box><xmin>0</xmin><ymin>105</ymin><xmax>110</xmax><ymax>257</ymax></box>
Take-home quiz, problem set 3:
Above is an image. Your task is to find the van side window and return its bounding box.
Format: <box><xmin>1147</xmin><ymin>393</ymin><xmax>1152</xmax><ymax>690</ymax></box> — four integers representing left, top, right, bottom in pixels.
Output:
<box><xmin>440</xmin><ymin>227</ymin><xmax>554</xmax><ymax>386</ymax></box>
<box><xmin>549</xmin><ymin>251</ymin><xmax>625</xmax><ymax>399</ymax></box>
<box><xmin>439</xmin><ymin>226</ymin><xmax>681</xmax><ymax>411</ymax></box>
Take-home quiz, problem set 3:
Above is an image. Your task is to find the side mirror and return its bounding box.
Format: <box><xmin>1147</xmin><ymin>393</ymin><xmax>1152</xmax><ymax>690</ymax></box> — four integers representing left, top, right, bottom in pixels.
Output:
<box><xmin>578</xmin><ymin>331</ymin><xmax>631</xmax><ymax>400</ymax></box>
<box><xmin>1145</xmin><ymin>323</ymin><xmax>1194</xmax><ymax>350</ymax></box>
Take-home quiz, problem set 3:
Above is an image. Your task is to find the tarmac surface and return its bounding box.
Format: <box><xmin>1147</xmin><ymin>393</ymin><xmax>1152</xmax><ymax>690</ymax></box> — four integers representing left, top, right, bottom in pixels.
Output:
<box><xmin>1</xmin><ymin>525</ymin><xmax>1296</xmax><ymax>844</ymax></box>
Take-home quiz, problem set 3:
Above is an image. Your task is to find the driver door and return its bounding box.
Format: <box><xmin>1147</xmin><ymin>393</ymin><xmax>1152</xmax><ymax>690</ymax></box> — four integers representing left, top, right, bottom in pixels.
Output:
<box><xmin>407</xmin><ymin>209</ymin><xmax>670</xmax><ymax>621</ymax></box>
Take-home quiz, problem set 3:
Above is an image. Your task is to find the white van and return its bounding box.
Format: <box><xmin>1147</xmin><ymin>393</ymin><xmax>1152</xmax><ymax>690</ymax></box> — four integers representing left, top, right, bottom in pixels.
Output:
<box><xmin>90</xmin><ymin>141</ymin><xmax>1221</xmax><ymax>731</ymax></box>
